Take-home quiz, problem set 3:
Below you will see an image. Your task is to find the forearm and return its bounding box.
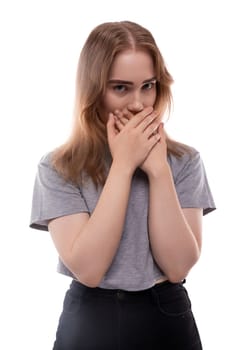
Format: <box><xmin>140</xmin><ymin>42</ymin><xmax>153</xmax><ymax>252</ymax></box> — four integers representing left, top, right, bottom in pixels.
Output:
<box><xmin>71</xmin><ymin>161</ymin><xmax>133</xmax><ymax>287</ymax></box>
<box><xmin>148</xmin><ymin>163</ymin><xmax>200</xmax><ymax>282</ymax></box>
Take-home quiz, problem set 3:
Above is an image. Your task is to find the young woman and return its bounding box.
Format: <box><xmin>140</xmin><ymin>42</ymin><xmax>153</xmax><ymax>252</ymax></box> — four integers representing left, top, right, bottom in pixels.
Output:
<box><xmin>30</xmin><ymin>21</ymin><xmax>216</xmax><ymax>349</ymax></box>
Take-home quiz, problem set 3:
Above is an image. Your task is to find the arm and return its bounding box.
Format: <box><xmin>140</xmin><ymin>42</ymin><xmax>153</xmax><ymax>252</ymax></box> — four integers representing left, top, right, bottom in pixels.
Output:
<box><xmin>49</xmin><ymin>162</ymin><xmax>133</xmax><ymax>288</ymax></box>
<box><xmin>143</xmin><ymin>124</ymin><xmax>202</xmax><ymax>282</ymax></box>
<box><xmin>113</xmin><ymin>110</ymin><xmax>203</xmax><ymax>282</ymax></box>
<box><xmin>148</xmin><ymin>163</ymin><xmax>202</xmax><ymax>283</ymax></box>
<box><xmin>49</xmin><ymin>108</ymin><xmax>159</xmax><ymax>287</ymax></box>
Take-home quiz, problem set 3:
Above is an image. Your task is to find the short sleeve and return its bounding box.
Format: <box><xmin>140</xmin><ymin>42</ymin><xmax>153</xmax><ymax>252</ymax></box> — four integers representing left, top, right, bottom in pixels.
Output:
<box><xmin>30</xmin><ymin>153</ymin><xmax>89</xmax><ymax>231</ymax></box>
<box><xmin>170</xmin><ymin>150</ymin><xmax>216</xmax><ymax>215</ymax></box>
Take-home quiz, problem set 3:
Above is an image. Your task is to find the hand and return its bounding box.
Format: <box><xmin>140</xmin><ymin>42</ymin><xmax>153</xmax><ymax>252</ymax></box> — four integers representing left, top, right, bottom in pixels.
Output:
<box><xmin>141</xmin><ymin>122</ymin><xmax>168</xmax><ymax>179</ymax></box>
<box><xmin>106</xmin><ymin>107</ymin><xmax>161</xmax><ymax>175</ymax></box>
<box><xmin>113</xmin><ymin>108</ymin><xmax>168</xmax><ymax>179</ymax></box>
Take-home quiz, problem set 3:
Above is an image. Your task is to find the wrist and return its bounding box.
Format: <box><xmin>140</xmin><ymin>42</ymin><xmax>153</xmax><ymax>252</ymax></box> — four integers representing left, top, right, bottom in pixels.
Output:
<box><xmin>147</xmin><ymin>161</ymin><xmax>171</xmax><ymax>182</ymax></box>
<box><xmin>111</xmin><ymin>159</ymin><xmax>135</xmax><ymax>178</ymax></box>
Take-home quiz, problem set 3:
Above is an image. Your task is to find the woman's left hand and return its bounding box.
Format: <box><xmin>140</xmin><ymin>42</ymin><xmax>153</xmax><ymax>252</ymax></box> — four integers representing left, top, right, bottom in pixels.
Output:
<box><xmin>141</xmin><ymin>122</ymin><xmax>168</xmax><ymax>178</ymax></box>
<box><xmin>113</xmin><ymin>108</ymin><xmax>168</xmax><ymax>179</ymax></box>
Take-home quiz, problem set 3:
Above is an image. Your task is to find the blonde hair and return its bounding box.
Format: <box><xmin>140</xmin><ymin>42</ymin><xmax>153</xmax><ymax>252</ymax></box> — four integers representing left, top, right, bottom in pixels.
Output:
<box><xmin>52</xmin><ymin>21</ymin><xmax>190</xmax><ymax>187</ymax></box>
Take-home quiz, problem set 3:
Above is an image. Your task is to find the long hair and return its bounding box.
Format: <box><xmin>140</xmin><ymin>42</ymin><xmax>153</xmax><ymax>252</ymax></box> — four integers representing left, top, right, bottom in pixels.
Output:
<box><xmin>52</xmin><ymin>21</ymin><xmax>190</xmax><ymax>187</ymax></box>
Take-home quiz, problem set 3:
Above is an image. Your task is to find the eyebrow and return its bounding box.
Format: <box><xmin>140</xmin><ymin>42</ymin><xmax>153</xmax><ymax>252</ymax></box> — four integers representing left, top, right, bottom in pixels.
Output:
<box><xmin>108</xmin><ymin>76</ymin><xmax>156</xmax><ymax>85</ymax></box>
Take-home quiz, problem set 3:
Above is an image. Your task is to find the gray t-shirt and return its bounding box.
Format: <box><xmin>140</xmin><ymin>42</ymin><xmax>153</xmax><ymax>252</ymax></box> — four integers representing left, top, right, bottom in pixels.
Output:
<box><xmin>30</xmin><ymin>148</ymin><xmax>216</xmax><ymax>291</ymax></box>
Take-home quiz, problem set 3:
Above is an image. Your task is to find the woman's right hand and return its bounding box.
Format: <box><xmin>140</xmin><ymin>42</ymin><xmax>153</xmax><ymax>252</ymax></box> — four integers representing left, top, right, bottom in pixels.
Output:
<box><xmin>106</xmin><ymin>106</ymin><xmax>161</xmax><ymax>174</ymax></box>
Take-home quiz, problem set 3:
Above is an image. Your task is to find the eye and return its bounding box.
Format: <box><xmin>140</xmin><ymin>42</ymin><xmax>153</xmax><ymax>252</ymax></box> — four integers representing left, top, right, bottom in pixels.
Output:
<box><xmin>142</xmin><ymin>81</ymin><xmax>156</xmax><ymax>91</ymax></box>
<box><xmin>113</xmin><ymin>85</ymin><xmax>128</xmax><ymax>93</ymax></box>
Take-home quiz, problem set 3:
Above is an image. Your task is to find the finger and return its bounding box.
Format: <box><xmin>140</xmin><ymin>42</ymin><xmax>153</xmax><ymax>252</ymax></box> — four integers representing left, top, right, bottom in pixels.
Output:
<box><xmin>143</xmin><ymin>119</ymin><xmax>160</xmax><ymax>138</ymax></box>
<box><xmin>112</xmin><ymin>110</ymin><xmax>125</xmax><ymax>129</ymax></box>
<box><xmin>114</xmin><ymin>110</ymin><xmax>129</xmax><ymax>126</ymax></box>
<box><xmin>158</xmin><ymin>122</ymin><xmax>166</xmax><ymax>139</ymax></box>
<box><xmin>114</xmin><ymin>110</ymin><xmax>123</xmax><ymax>119</ymax></box>
<box><xmin>137</xmin><ymin>112</ymin><xmax>158</xmax><ymax>133</ymax></box>
<box><xmin>115</xmin><ymin>108</ymin><xmax>129</xmax><ymax>119</ymax></box>
<box><xmin>146</xmin><ymin>132</ymin><xmax>161</xmax><ymax>153</ymax></box>
<box><xmin>107</xmin><ymin>113</ymin><xmax>117</xmax><ymax>141</ymax></box>
<box><xmin>153</xmin><ymin>133</ymin><xmax>161</xmax><ymax>143</ymax></box>
<box><xmin>126</xmin><ymin>106</ymin><xmax>154</xmax><ymax>128</ymax></box>
<box><xmin>122</xmin><ymin>108</ymin><xmax>133</xmax><ymax>120</ymax></box>
<box><xmin>114</xmin><ymin>118</ymin><xmax>124</xmax><ymax>131</ymax></box>
<box><xmin>119</xmin><ymin>116</ymin><xmax>129</xmax><ymax>126</ymax></box>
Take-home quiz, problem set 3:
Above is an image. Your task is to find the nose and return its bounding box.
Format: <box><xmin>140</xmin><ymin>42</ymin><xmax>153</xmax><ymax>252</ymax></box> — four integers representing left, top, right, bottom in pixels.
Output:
<box><xmin>127</xmin><ymin>93</ymin><xmax>144</xmax><ymax>114</ymax></box>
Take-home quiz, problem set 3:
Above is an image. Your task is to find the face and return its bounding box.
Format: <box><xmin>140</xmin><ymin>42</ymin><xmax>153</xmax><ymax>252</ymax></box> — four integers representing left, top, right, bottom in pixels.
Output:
<box><xmin>100</xmin><ymin>50</ymin><xmax>157</xmax><ymax>120</ymax></box>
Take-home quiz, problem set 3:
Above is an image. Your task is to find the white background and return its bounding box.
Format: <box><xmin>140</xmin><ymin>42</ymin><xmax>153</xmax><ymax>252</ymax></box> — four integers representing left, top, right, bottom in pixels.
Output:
<box><xmin>0</xmin><ymin>0</ymin><xmax>232</xmax><ymax>349</ymax></box>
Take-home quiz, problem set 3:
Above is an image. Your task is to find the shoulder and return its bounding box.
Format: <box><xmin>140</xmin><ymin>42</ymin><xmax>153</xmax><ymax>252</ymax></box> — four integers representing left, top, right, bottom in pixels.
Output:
<box><xmin>37</xmin><ymin>150</ymin><xmax>62</xmax><ymax>177</ymax></box>
<box><xmin>168</xmin><ymin>144</ymin><xmax>200</xmax><ymax>168</ymax></box>
<box><xmin>37</xmin><ymin>151</ymin><xmax>54</xmax><ymax>168</ymax></box>
<box><xmin>168</xmin><ymin>145</ymin><xmax>202</xmax><ymax>183</ymax></box>
<box><xmin>35</xmin><ymin>150</ymin><xmax>69</xmax><ymax>187</ymax></box>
